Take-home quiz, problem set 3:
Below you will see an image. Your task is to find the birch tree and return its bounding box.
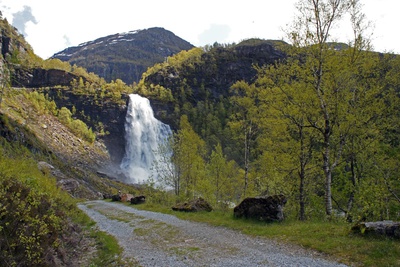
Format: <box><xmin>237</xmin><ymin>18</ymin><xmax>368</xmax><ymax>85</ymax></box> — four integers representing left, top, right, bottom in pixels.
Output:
<box><xmin>286</xmin><ymin>0</ymin><xmax>372</xmax><ymax>216</ymax></box>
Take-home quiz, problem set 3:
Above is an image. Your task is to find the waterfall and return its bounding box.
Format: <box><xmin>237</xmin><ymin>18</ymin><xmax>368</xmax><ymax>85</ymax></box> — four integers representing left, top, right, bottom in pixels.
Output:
<box><xmin>120</xmin><ymin>94</ymin><xmax>172</xmax><ymax>184</ymax></box>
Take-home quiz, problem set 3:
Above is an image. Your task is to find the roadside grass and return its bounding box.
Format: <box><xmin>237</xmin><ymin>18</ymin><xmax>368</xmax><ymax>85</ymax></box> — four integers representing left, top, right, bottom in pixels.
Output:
<box><xmin>132</xmin><ymin>202</ymin><xmax>400</xmax><ymax>267</ymax></box>
<box><xmin>73</xmin><ymin>210</ymin><xmax>144</xmax><ymax>267</ymax></box>
<box><xmin>89</xmin><ymin>230</ymin><xmax>123</xmax><ymax>266</ymax></box>
<box><xmin>72</xmin><ymin>208</ymin><xmax>134</xmax><ymax>267</ymax></box>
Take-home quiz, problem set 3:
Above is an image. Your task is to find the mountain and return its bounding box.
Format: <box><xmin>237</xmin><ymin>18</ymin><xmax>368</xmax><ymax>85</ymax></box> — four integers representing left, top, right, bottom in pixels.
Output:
<box><xmin>51</xmin><ymin>27</ymin><xmax>195</xmax><ymax>84</ymax></box>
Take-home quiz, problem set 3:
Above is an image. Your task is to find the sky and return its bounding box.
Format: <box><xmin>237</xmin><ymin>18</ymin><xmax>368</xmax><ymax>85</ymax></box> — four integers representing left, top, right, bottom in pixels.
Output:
<box><xmin>0</xmin><ymin>0</ymin><xmax>398</xmax><ymax>59</ymax></box>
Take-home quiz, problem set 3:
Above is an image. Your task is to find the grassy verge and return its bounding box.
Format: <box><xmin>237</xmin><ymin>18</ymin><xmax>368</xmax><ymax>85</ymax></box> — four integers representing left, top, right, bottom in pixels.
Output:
<box><xmin>69</xmin><ymin>210</ymin><xmax>122</xmax><ymax>267</ymax></box>
<box><xmin>132</xmin><ymin>202</ymin><xmax>400</xmax><ymax>267</ymax></box>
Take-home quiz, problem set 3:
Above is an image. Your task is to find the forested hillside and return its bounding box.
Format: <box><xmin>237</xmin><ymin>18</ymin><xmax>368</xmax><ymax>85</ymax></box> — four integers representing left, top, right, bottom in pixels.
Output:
<box><xmin>135</xmin><ymin>2</ymin><xmax>400</xmax><ymax>221</ymax></box>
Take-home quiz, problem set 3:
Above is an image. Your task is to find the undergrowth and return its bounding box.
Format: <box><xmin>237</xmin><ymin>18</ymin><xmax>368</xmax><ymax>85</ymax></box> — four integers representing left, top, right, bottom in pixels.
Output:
<box><xmin>0</xmin><ymin>135</ymin><xmax>125</xmax><ymax>266</ymax></box>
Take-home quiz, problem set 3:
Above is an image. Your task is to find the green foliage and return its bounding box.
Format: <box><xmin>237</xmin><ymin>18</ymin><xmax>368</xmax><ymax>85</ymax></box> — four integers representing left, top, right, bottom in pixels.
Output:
<box><xmin>42</xmin><ymin>58</ymin><xmax>72</xmax><ymax>72</ymax></box>
<box><xmin>172</xmin><ymin>115</ymin><xmax>206</xmax><ymax>199</ymax></box>
<box><xmin>20</xmin><ymin>90</ymin><xmax>96</xmax><ymax>143</ymax></box>
<box><xmin>202</xmin><ymin>143</ymin><xmax>242</xmax><ymax>208</ymax></box>
<box><xmin>23</xmin><ymin>91</ymin><xmax>57</xmax><ymax>115</ymax></box>
<box><xmin>0</xmin><ymin>143</ymin><xmax>76</xmax><ymax>266</ymax></box>
<box><xmin>57</xmin><ymin>106</ymin><xmax>96</xmax><ymax>143</ymax></box>
<box><xmin>88</xmin><ymin>230</ymin><xmax>124</xmax><ymax>266</ymax></box>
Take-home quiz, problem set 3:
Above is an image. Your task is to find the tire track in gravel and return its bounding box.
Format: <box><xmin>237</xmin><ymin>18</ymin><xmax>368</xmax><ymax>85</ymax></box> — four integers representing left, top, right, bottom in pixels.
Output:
<box><xmin>78</xmin><ymin>200</ymin><xmax>348</xmax><ymax>267</ymax></box>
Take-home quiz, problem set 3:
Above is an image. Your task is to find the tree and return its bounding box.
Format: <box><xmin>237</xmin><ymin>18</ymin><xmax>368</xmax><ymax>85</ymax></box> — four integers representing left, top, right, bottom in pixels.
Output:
<box><xmin>172</xmin><ymin>115</ymin><xmax>206</xmax><ymax>199</ymax></box>
<box><xmin>152</xmin><ymin>136</ymin><xmax>180</xmax><ymax>195</ymax></box>
<box><xmin>229</xmin><ymin>81</ymin><xmax>260</xmax><ymax>197</ymax></box>
<box><xmin>205</xmin><ymin>143</ymin><xmax>241</xmax><ymax>207</ymax></box>
<box><xmin>285</xmin><ymin>0</ymin><xmax>373</xmax><ymax>216</ymax></box>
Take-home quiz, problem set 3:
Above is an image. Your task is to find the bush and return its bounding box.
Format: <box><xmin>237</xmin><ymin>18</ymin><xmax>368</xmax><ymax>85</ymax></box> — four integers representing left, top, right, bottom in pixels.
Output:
<box><xmin>0</xmin><ymin>179</ymin><xmax>65</xmax><ymax>266</ymax></box>
<box><xmin>58</xmin><ymin>107</ymin><xmax>96</xmax><ymax>143</ymax></box>
<box><xmin>0</xmin><ymin>143</ymin><xmax>81</xmax><ymax>266</ymax></box>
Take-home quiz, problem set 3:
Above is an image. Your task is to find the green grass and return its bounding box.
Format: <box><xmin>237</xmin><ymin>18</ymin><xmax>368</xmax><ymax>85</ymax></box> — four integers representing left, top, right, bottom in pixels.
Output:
<box><xmin>71</xmin><ymin>208</ymin><xmax>127</xmax><ymax>266</ymax></box>
<box><xmin>133</xmin><ymin>202</ymin><xmax>400</xmax><ymax>267</ymax></box>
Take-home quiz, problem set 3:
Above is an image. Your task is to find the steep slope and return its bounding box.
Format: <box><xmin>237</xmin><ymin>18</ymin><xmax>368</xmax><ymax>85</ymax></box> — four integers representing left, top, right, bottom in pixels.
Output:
<box><xmin>51</xmin><ymin>27</ymin><xmax>194</xmax><ymax>84</ymax></box>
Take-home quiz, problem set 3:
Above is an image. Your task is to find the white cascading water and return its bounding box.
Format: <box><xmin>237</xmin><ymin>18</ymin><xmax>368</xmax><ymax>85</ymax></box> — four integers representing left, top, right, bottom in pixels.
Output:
<box><xmin>120</xmin><ymin>94</ymin><xmax>172</xmax><ymax>184</ymax></box>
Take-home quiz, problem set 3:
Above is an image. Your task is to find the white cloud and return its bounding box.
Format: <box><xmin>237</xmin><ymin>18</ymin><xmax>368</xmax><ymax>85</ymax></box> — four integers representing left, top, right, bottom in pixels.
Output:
<box><xmin>198</xmin><ymin>24</ymin><xmax>231</xmax><ymax>45</ymax></box>
<box><xmin>0</xmin><ymin>0</ymin><xmax>398</xmax><ymax>58</ymax></box>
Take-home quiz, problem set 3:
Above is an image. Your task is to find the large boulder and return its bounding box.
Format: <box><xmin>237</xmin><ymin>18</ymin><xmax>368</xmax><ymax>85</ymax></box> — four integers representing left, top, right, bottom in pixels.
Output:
<box><xmin>131</xmin><ymin>195</ymin><xmax>146</xmax><ymax>205</ymax></box>
<box><xmin>351</xmin><ymin>221</ymin><xmax>400</xmax><ymax>239</ymax></box>
<box><xmin>233</xmin><ymin>194</ymin><xmax>287</xmax><ymax>222</ymax></box>
<box><xmin>111</xmin><ymin>194</ymin><xmax>122</xmax><ymax>202</ymax></box>
<box><xmin>172</xmin><ymin>197</ymin><xmax>213</xmax><ymax>212</ymax></box>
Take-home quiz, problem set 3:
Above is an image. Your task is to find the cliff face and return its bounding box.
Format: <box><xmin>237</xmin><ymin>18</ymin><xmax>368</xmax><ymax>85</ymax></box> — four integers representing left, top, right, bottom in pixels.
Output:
<box><xmin>40</xmin><ymin>88</ymin><xmax>128</xmax><ymax>165</ymax></box>
<box><xmin>51</xmin><ymin>27</ymin><xmax>195</xmax><ymax>85</ymax></box>
<box><xmin>12</xmin><ymin>67</ymin><xmax>83</xmax><ymax>87</ymax></box>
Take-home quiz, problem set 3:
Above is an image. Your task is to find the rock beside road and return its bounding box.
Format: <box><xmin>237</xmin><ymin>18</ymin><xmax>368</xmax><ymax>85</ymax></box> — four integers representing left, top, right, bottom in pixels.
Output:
<box><xmin>172</xmin><ymin>197</ymin><xmax>213</xmax><ymax>212</ymax></box>
<box><xmin>234</xmin><ymin>194</ymin><xmax>287</xmax><ymax>222</ymax></box>
<box><xmin>352</xmin><ymin>220</ymin><xmax>400</xmax><ymax>239</ymax></box>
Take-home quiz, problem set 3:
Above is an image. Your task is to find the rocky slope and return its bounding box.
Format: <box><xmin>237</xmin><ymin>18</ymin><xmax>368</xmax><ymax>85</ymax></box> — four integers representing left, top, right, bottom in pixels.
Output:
<box><xmin>51</xmin><ymin>27</ymin><xmax>195</xmax><ymax>84</ymax></box>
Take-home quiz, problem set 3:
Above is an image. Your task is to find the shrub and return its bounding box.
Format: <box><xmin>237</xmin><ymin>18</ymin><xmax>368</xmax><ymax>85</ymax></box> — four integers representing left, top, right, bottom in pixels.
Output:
<box><xmin>0</xmin><ymin>179</ymin><xmax>65</xmax><ymax>266</ymax></box>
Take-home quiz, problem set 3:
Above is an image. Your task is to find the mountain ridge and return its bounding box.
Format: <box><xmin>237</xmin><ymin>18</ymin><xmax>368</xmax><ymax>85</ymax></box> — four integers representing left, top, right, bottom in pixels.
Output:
<box><xmin>51</xmin><ymin>27</ymin><xmax>194</xmax><ymax>84</ymax></box>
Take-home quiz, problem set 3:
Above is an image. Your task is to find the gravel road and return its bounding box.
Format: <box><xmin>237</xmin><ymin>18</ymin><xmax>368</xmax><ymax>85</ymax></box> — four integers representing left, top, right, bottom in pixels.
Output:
<box><xmin>78</xmin><ymin>200</ymin><xmax>348</xmax><ymax>267</ymax></box>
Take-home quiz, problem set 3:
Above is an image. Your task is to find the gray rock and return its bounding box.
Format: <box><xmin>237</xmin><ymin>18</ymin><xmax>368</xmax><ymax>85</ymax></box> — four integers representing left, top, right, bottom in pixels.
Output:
<box><xmin>352</xmin><ymin>220</ymin><xmax>400</xmax><ymax>238</ymax></box>
<box><xmin>234</xmin><ymin>194</ymin><xmax>287</xmax><ymax>222</ymax></box>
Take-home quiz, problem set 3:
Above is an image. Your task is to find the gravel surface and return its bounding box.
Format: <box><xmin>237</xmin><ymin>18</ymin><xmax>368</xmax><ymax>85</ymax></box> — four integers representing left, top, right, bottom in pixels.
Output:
<box><xmin>78</xmin><ymin>200</ymin><xmax>348</xmax><ymax>267</ymax></box>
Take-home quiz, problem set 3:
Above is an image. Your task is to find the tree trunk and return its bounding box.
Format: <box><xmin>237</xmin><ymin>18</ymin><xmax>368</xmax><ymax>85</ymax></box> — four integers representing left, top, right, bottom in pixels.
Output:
<box><xmin>298</xmin><ymin>125</ymin><xmax>306</xmax><ymax>221</ymax></box>
<box><xmin>299</xmin><ymin>168</ymin><xmax>306</xmax><ymax>221</ymax></box>
<box><xmin>346</xmin><ymin>157</ymin><xmax>357</xmax><ymax>220</ymax></box>
<box><xmin>243</xmin><ymin>124</ymin><xmax>252</xmax><ymax>197</ymax></box>
<box><xmin>323</xmin><ymin>127</ymin><xmax>333</xmax><ymax>216</ymax></box>
<box><xmin>323</xmin><ymin>154</ymin><xmax>333</xmax><ymax>215</ymax></box>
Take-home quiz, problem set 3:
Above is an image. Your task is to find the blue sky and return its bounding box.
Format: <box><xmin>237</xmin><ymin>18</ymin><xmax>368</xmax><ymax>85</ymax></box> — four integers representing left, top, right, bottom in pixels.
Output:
<box><xmin>0</xmin><ymin>0</ymin><xmax>398</xmax><ymax>59</ymax></box>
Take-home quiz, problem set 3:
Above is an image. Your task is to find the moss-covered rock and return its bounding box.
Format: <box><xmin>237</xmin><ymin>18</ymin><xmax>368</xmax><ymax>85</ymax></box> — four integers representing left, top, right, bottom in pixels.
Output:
<box><xmin>172</xmin><ymin>197</ymin><xmax>213</xmax><ymax>212</ymax></box>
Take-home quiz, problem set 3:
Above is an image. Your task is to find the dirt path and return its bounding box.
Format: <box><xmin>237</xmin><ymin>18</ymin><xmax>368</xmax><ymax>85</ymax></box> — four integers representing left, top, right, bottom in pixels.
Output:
<box><xmin>78</xmin><ymin>200</ymin><xmax>348</xmax><ymax>267</ymax></box>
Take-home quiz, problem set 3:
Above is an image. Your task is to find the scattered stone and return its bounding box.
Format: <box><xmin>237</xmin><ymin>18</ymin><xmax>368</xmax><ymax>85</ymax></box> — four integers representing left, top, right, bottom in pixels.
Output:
<box><xmin>37</xmin><ymin>161</ymin><xmax>55</xmax><ymax>174</ymax></box>
<box><xmin>103</xmin><ymin>193</ymin><xmax>113</xmax><ymax>199</ymax></box>
<box><xmin>57</xmin><ymin>179</ymin><xmax>80</xmax><ymax>194</ymax></box>
<box><xmin>233</xmin><ymin>194</ymin><xmax>287</xmax><ymax>222</ymax></box>
<box><xmin>121</xmin><ymin>193</ymin><xmax>134</xmax><ymax>202</ymax></box>
<box><xmin>172</xmin><ymin>197</ymin><xmax>213</xmax><ymax>212</ymax></box>
<box><xmin>351</xmin><ymin>220</ymin><xmax>400</xmax><ymax>239</ymax></box>
<box><xmin>131</xmin><ymin>195</ymin><xmax>146</xmax><ymax>205</ymax></box>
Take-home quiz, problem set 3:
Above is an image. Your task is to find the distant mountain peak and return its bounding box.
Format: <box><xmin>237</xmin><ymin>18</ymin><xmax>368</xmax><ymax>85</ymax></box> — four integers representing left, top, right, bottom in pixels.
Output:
<box><xmin>51</xmin><ymin>27</ymin><xmax>194</xmax><ymax>84</ymax></box>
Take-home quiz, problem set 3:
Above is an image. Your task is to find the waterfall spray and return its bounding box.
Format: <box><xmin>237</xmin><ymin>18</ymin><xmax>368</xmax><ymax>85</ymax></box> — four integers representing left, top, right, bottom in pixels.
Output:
<box><xmin>120</xmin><ymin>94</ymin><xmax>172</xmax><ymax>183</ymax></box>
